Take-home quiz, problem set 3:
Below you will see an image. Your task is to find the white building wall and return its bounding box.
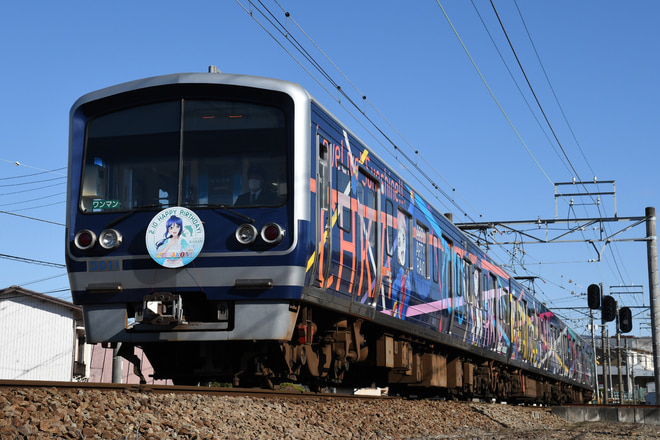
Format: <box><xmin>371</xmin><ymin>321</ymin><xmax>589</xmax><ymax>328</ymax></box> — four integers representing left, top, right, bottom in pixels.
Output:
<box><xmin>0</xmin><ymin>294</ymin><xmax>75</xmax><ymax>381</ymax></box>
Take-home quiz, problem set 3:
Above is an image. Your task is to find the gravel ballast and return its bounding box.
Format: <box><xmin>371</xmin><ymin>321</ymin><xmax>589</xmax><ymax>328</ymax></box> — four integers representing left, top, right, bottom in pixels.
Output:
<box><xmin>1</xmin><ymin>386</ymin><xmax>659</xmax><ymax>439</ymax></box>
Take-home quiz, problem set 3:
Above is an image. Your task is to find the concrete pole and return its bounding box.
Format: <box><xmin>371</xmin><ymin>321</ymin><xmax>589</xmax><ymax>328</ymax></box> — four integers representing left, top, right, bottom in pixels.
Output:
<box><xmin>646</xmin><ymin>207</ymin><xmax>660</xmax><ymax>398</ymax></box>
<box><xmin>112</xmin><ymin>343</ymin><xmax>123</xmax><ymax>384</ymax></box>
<box><xmin>601</xmin><ymin>293</ymin><xmax>609</xmax><ymax>403</ymax></box>
<box><xmin>606</xmin><ymin>329</ymin><xmax>613</xmax><ymax>403</ymax></box>
<box><xmin>590</xmin><ymin>309</ymin><xmax>600</xmax><ymax>403</ymax></box>
<box><xmin>616</xmin><ymin>321</ymin><xmax>623</xmax><ymax>404</ymax></box>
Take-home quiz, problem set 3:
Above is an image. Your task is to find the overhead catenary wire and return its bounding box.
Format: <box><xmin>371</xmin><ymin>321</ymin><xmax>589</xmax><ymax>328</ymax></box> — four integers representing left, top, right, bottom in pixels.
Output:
<box><xmin>434</xmin><ymin>0</ymin><xmax>555</xmax><ymax>187</ymax></box>
<box><xmin>235</xmin><ymin>1</ymin><xmax>639</xmax><ymax>324</ymax></box>
<box><xmin>273</xmin><ymin>0</ymin><xmax>485</xmax><ymax>220</ymax></box>
<box><xmin>238</xmin><ymin>0</ymin><xmax>482</xmax><ymax>222</ymax></box>
<box><xmin>470</xmin><ymin>1</ymin><xmax>633</xmax><ymax>296</ymax></box>
<box><xmin>469</xmin><ymin>0</ymin><xmax>574</xmax><ymax>178</ymax></box>
<box><xmin>0</xmin><ymin>253</ymin><xmax>66</xmax><ymax>268</ymax></box>
<box><xmin>0</xmin><ymin>159</ymin><xmax>67</xmax><ymax>176</ymax></box>
<box><xmin>0</xmin><ymin>210</ymin><xmax>65</xmax><ymax>226</ymax></box>
<box><xmin>512</xmin><ymin>0</ymin><xmax>597</xmax><ymax>181</ymax></box>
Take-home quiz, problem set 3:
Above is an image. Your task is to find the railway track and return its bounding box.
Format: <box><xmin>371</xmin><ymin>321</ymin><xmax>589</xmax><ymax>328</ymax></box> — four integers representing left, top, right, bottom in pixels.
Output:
<box><xmin>0</xmin><ymin>379</ymin><xmax>389</xmax><ymax>400</ymax></box>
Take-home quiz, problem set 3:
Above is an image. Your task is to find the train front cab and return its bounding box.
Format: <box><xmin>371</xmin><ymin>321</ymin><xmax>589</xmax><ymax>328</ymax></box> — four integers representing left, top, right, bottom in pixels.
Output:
<box><xmin>66</xmin><ymin>73</ymin><xmax>317</xmax><ymax>384</ymax></box>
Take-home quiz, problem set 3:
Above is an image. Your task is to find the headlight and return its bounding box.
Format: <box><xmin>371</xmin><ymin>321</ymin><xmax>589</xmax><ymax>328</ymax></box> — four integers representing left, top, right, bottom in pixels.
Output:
<box><xmin>261</xmin><ymin>223</ymin><xmax>285</xmax><ymax>244</ymax></box>
<box><xmin>74</xmin><ymin>229</ymin><xmax>97</xmax><ymax>250</ymax></box>
<box><xmin>99</xmin><ymin>229</ymin><xmax>123</xmax><ymax>249</ymax></box>
<box><xmin>235</xmin><ymin>223</ymin><xmax>258</xmax><ymax>245</ymax></box>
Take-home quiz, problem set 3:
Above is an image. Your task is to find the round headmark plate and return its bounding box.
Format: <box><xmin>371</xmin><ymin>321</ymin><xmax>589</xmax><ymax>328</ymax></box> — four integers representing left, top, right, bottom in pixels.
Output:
<box><xmin>146</xmin><ymin>207</ymin><xmax>205</xmax><ymax>268</ymax></box>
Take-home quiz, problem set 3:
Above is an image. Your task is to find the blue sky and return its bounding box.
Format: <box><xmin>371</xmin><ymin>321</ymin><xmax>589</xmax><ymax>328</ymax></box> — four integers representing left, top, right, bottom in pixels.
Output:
<box><xmin>1</xmin><ymin>1</ymin><xmax>658</xmax><ymax>337</ymax></box>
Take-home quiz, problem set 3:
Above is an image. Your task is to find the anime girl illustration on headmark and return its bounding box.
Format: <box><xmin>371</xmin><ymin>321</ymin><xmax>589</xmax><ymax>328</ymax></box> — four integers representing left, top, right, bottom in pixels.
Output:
<box><xmin>155</xmin><ymin>215</ymin><xmax>194</xmax><ymax>267</ymax></box>
<box><xmin>146</xmin><ymin>207</ymin><xmax>205</xmax><ymax>269</ymax></box>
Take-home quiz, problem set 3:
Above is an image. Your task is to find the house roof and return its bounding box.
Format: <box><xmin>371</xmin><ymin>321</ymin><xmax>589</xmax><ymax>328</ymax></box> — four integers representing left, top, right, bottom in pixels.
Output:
<box><xmin>0</xmin><ymin>285</ymin><xmax>81</xmax><ymax>315</ymax></box>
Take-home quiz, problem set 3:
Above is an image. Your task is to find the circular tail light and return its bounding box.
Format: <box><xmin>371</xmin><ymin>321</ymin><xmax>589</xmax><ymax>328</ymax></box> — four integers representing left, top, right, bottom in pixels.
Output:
<box><xmin>236</xmin><ymin>223</ymin><xmax>258</xmax><ymax>245</ymax></box>
<box><xmin>74</xmin><ymin>229</ymin><xmax>97</xmax><ymax>250</ymax></box>
<box><xmin>261</xmin><ymin>223</ymin><xmax>285</xmax><ymax>244</ymax></box>
<box><xmin>99</xmin><ymin>229</ymin><xmax>123</xmax><ymax>249</ymax></box>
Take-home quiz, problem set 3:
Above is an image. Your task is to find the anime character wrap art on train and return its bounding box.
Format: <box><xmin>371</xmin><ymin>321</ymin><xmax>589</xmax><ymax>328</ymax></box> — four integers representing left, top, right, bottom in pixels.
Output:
<box><xmin>66</xmin><ymin>69</ymin><xmax>593</xmax><ymax>402</ymax></box>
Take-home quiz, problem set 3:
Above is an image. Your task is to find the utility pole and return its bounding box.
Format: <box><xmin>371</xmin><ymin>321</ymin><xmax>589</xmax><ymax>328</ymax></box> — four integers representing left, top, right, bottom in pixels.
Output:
<box><xmin>601</xmin><ymin>282</ymin><xmax>609</xmax><ymax>403</ymax></box>
<box><xmin>646</xmin><ymin>207</ymin><xmax>660</xmax><ymax>399</ymax></box>
<box><xmin>112</xmin><ymin>343</ymin><xmax>123</xmax><ymax>384</ymax></box>
<box><xmin>616</xmin><ymin>313</ymin><xmax>623</xmax><ymax>403</ymax></box>
<box><xmin>590</xmin><ymin>309</ymin><xmax>599</xmax><ymax>403</ymax></box>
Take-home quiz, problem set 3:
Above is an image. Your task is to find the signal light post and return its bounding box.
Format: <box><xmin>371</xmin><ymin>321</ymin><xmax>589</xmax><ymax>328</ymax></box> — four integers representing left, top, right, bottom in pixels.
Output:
<box><xmin>589</xmin><ymin>282</ymin><xmax>641</xmax><ymax>404</ymax></box>
<box><xmin>588</xmin><ymin>283</ymin><xmax>607</xmax><ymax>403</ymax></box>
<box><xmin>589</xmin><ymin>283</ymin><xmax>623</xmax><ymax>403</ymax></box>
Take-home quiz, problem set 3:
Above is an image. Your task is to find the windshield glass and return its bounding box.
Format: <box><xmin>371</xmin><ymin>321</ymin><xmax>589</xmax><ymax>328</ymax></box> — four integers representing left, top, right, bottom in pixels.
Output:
<box><xmin>81</xmin><ymin>99</ymin><xmax>288</xmax><ymax>212</ymax></box>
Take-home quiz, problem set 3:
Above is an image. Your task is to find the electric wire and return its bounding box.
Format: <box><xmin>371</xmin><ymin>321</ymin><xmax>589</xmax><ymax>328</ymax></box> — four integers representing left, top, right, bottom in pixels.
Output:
<box><xmin>469</xmin><ymin>0</ymin><xmax>574</xmax><ymax>178</ymax></box>
<box><xmin>487</xmin><ymin>0</ymin><xmax>585</xmax><ymax>187</ymax></box>
<box><xmin>0</xmin><ymin>159</ymin><xmax>67</xmax><ymax>176</ymax></box>
<box><xmin>0</xmin><ymin>191</ymin><xmax>66</xmax><ymax>207</ymax></box>
<box><xmin>488</xmin><ymin>1</ymin><xmax>626</xmax><ymax>283</ymax></box>
<box><xmin>20</xmin><ymin>273</ymin><xmax>69</xmax><ymax>287</ymax></box>
<box><xmin>0</xmin><ymin>180</ymin><xmax>65</xmax><ymax>195</ymax></box>
<box><xmin>489</xmin><ymin>0</ymin><xmax>629</xmax><ymax>287</ymax></box>
<box><xmin>238</xmin><ymin>0</ymin><xmax>478</xmax><ymax>221</ymax></box>
<box><xmin>476</xmin><ymin>1</ymin><xmax>632</xmax><ymax>302</ymax></box>
<box><xmin>9</xmin><ymin>200</ymin><xmax>65</xmax><ymax>212</ymax></box>
<box><xmin>512</xmin><ymin>0</ymin><xmax>597</xmax><ymax>180</ymax></box>
<box><xmin>0</xmin><ymin>253</ymin><xmax>65</xmax><ymax>268</ymax></box>
<box><xmin>0</xmin><ymin>210</ymin><xmax>65</xmax><ymax>226</ymax></box>
<box><xmin>434</xmin><ymin>0</ymin><xmax>555</xmax><ymax>187</ymax></box>
<box><xmin>435</xmin><ymin>0</ymin><xmax>595</xmax><ymax>309</ymax></box>
<box><xmin>273</xmin><ymin>0</ymin><xmax>485</xmax><ymax>220</ymax></box>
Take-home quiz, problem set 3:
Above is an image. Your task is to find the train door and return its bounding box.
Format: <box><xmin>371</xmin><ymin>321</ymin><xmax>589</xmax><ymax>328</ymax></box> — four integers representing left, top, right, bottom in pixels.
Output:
<box><xmin>452</xmin><ymin>257</ymin><xmax>471</xmax><ymax>341</ymax></box>
<box><xmin>482</xmin><ymin>272</ymin><xmax>498</xmax><ymax>350</ymax></box>
<box><xmin>391</xmin><ymin>208</ymin><xmax>412</xmax><ymax>318</ymax></box>
<box><xmin>333</xmin><ymin>160</ymin><xmax>356</xmax><ymax>296</ymax></box>
<box><xmin>439</xmin><ymin>236</ymin><xmax>453</xmax><ymax>333</ymax></box>
<box><xmin>511</xmin><ymin>293</ymin><xmax>523</xmax><ymax>360</ymax></box>
<box><xmin>354</xmin><ymin>169</ymin><xmax>381</xmax><ymax>305</ymax></box>
<box><xmin>382</xmin><ymin>199</ymin><xmax>396</xmax><ymax>310</ymax></box>
<box><xmin>499</xmin><ymin>283</ymin><xmax>511</xmax><ymax>355</ymax></box>
<box><xmin>314</xmin><ymin>132</ymin><xmax>332</xmax><ymax>289</ymax></box>
<box><xmin>469</xmin><ymin>266</ymin><xmax>482</xmax><ymax>345</ymax></box>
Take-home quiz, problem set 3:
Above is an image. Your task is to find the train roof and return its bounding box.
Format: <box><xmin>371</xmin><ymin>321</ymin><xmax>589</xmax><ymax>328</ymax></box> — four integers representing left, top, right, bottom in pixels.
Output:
<box><xmin>70</xmin><ymin>71</ymin><xmax>312</xmax><ymax>115</ymax></box>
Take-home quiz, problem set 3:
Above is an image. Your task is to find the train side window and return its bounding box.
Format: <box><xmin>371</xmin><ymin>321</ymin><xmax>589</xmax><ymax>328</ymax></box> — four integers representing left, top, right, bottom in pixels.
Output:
<box><xmin>396</xmin><ymin>209</ymin><xmax>412</xmax><ymax>270</ymax></box>
<box><xmin>415</xmin><ymin>222</ymin><xmax>429</xmax><ymax>279</ymax></box>
<box><xmin>463</xmin><ymin>259</ymin><xmax>472</xmax><ymax>305</ymax></box>
<box><xmin>482</xmin><ymin>272</ymin><xmax>490</xmax><ymax>307</ymax></box>
<box><xmin>501</xmin><ymin>287</ymin><xmax>510</xmax><ymax>327</ymax></box>
<box><xmin>336</xmin><ymin>163</ymin><xmax>351</xmax><ymax>232</ymax></box>
<box><xmin>473</xmin><ymin>267</ymin><xmax>481</xmax><ymax>304</ymax></box>
<box><xmin>318</xmin><ymin>136</ymin><xmax>330</xmax><ymax>210</ymax></box>
<box><xmin>490</xmin><ymin>274</ymin><xmax>498</xmax><ymax>317</ymax></box>
<box><xmin>385</xmin><ymin>200</ymin><xmax>395</xmax><ymax>257</ymax></box>
<box><xmin>444</xmin><ymin>237</ymin><xmax>454</xmax><ymax>299</ymax></box>
<box><xmin>432</xmin><ymin>235</ymin><xmax>439</xmax><ymax>283</ymax></box>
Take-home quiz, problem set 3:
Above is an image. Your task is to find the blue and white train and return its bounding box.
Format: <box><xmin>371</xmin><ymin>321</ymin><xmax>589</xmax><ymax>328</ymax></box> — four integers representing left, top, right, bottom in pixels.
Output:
<box><xmin>66</xmin><ymin>70</ymin><xmax>593</xmax><ymax>402</ymax></box>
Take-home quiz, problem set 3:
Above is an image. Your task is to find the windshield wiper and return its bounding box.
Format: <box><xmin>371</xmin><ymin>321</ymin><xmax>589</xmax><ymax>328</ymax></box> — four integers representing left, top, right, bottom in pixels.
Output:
<box><xmin>187</xmin><ymin>204</ymin><xmax>255</xmax><ymax>223</ymax></box>
<box><xmin>105</xmin><ymin>204</ymin><xmax>162</xmax><ymax>229</ymax></box>
<box><xmin>105</xmin><ymin>203</ymin><xmax>255</xmax><ymax>229</ymax></box>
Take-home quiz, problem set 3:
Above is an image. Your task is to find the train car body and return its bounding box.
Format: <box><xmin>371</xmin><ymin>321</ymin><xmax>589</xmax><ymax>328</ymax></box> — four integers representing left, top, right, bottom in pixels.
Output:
<box><xmin>66</xmin><ymin>71</ymin><xmax>593</xmax><ymax>401</ymax></box>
